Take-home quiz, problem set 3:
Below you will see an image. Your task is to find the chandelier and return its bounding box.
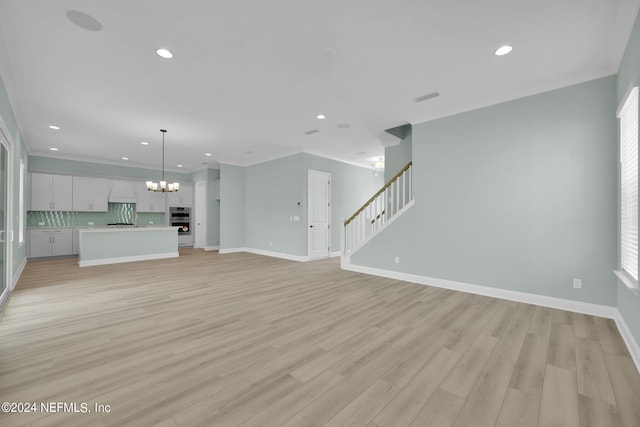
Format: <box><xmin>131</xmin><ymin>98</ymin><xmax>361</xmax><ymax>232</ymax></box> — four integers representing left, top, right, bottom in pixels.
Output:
<box><xmin>147</xmin><ymin>129</ymin><xmax>180</xmax><ymax>192</ymax></box>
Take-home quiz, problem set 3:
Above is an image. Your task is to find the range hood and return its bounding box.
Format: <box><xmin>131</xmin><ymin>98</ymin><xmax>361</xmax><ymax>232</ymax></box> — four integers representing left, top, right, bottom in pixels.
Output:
<box><xmin>108</xmin><ymin>180</ymin><xmax>137</xmax><ymax>203</ymax></box>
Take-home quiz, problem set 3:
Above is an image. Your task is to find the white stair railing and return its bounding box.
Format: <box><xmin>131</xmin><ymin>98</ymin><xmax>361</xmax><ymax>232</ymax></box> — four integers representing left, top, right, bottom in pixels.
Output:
<box><xmin>342</xmin><ymin>162</ymin><xmax>413</xmax><ymax>256</ymax></box>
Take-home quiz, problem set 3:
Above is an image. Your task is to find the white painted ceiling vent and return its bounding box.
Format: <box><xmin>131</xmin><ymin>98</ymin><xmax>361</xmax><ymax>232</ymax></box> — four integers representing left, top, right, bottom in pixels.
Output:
<box><xmin>414</xmin><ymin>92</ymin><xmax>440</xmax><ymax>103</ymax></box>
<box><xmin>66</xmin><ymin>10</ymin><xmax>103</xmax><ymax>31</ymax></box>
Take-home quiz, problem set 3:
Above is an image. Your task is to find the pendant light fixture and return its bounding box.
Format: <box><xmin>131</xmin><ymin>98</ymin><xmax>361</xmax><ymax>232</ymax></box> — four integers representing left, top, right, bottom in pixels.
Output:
<box><xmin>146</xmin><ymin>129</ymin><xmax>180</xmax><ymax>192</ymax></box>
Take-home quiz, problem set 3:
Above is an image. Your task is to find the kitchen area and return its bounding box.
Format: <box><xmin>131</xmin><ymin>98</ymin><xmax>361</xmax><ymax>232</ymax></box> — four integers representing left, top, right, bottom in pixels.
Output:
<box><xmin>27</xmin><ymin>172</ymin><xmax>195</xmax><ymax>266</ymax></box>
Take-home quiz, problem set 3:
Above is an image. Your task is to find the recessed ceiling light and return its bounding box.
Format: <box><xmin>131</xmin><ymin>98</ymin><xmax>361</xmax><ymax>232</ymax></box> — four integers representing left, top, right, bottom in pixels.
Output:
<box><xmin>177</xmin><ymin>164</ymin><xmax>183</xmax><ymax>168</ymax></box>
<box><xmin>495</xmin><ymin>45</ymin><xmax>513</xmax><ymax>56</ymax></box>
<box><xmin>49</xmin><ymin>147</ymin><xmax>59</xmax><ymax>151</ymax></box>
<box><xmin>141</xmin><ymin>141</ymin><xmax>149</xmax><ymax>146</ymax></box>
<box><xmin>49</xmin><ymin>125</ymin><xmax>60</xmax><ymax>130</ymax></box>
<box><xmin>122</xmin><ymin>157</ymin><xmax>129</xmax><ymax>160</ymax></box>
<box><xmin>205</xmin><ymin>153</ymin><xmax>212</xmax><ymax>156</ymax></box>
<box><xmin>156</xmin><ymin>48</ymin><xmax>173</xmax><ymax>59</ymax></box>
<box><xmin>316</xmin><ymin>114</ymin><xmax>326</xmax><ymax>120</ymax></box>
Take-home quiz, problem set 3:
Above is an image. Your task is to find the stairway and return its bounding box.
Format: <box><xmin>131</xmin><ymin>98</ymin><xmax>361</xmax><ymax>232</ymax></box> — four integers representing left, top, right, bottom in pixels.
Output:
<box><xmin>341</xmin><ymin>162</ymin><xmax>414</xmax><ymax>263</ymax></box>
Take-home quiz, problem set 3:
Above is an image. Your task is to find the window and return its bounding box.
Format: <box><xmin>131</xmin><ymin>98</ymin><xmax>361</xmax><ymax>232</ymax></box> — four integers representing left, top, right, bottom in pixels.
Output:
<box><xmin>19</xmin><ymin>159</ymin><xmax>24</xmax><ymax>244</ymax></box>
<box><xmin>618</xmin><ymin>85</ymin><xmax>639</xmax><ymax>285</ymax></box>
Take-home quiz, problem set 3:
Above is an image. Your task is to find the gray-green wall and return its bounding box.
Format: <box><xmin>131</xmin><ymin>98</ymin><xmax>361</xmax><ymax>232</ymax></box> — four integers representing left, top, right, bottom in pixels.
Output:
<box><xmin>219</xmin><ymin>163</ymin><xmax>246</xmax><ymax>249</ymax></box>
<box><xmin>220</xmin><ymin>153</ymin><xmax>383</xmax><ymax>256</ymax></box>
<box><xmin>616</xmin><ymin>11</ymin><xmax>640</xmax><ymax>347</ymax></box>
<box><xmin>352</xmin><ymin>76</ymin><xmax>618</xmax><ymax>307</ymax></box>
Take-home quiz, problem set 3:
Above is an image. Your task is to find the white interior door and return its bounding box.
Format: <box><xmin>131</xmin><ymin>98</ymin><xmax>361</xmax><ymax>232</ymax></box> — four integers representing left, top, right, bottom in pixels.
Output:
<box><xmin>308</xmin><ymin>170</ymin><xmax>331</xmax><ymax>259</ymax></box>
<box><xmin>194</xmin><ymin>181</ymin><xmax>206</xmax><ymax>249</ymax></box>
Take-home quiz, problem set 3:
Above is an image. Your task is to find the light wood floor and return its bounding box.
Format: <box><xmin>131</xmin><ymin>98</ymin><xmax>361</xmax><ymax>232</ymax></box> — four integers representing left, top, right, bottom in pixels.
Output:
<box><xmin>1</xmin><ymin>249</ymin><xmax>639</xmax><ymax>427</ymax></box>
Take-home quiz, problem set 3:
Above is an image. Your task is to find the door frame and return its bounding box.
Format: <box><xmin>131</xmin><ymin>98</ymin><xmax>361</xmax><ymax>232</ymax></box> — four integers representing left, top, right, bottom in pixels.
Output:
<box><xmin>0</xmin><ymin>118</ymin><xmax>14</xmax><ymax>310</ymax></box>
<box><xmin>194</xmin><ymin>181</ymin><xmax>206</xmax><ymax>249</ymax></box>
<box><xmin>307</xmin><ymin>169</ymin><xmax>331</xmax><ymax>259</ymax></box>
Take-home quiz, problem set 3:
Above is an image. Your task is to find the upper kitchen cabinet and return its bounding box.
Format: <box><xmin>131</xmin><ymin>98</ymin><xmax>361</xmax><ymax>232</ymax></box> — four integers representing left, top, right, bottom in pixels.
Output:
<box><xmin>30</xmin><ymin>173</ymin><xmax>73</xmax><ymax>211</ymax></box>
<box><xmin>167</xmin><ymin>182</ymin><xmax>193</xmax><ymax>207</ymax></box>
<box><xmin>72</xmin><ymin>177</ymin><xmax>108</xmax><ymax>211</ymax></box>
<box><xmin>135</xmin><ymin>181</ymin><xmax>166</xmax><ymax>212</ymax></box>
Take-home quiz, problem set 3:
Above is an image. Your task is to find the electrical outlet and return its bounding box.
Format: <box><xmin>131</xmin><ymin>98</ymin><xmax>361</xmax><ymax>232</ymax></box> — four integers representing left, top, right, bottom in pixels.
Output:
<box><xmin>149</xmin><ymin>221</ymin><xmax>154</xmax><ymax>224</ymax></box>
<box><xmin>573</xmin><ymin>278</ymin><xmax>582</xmax><ymax>289</ymax></box>
<box><xmin>38</xmin><ymin>222</ymin><xmax>45</xmax><ymax>226</ymax></box>
<box><xmin>269</xmin><ymin>241</ymin><xmax>272</xmax><ymax>247</ymax></box>
<box><xmin>395</xmin><ymin>256</ymin><xmax>400</xmax><ymax>264</ymax></box>
<box><xmin>88</xmin><ymin>221</ymin><xmax>94</xmax><ymax>225</ymax></box>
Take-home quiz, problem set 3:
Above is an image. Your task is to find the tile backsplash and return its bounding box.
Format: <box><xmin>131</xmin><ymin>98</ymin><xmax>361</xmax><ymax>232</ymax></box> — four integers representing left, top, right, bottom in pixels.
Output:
<box><xmin>27</xmin><ymin>203</ymin><xmax>164</xmax><ymax>227</ymax></box>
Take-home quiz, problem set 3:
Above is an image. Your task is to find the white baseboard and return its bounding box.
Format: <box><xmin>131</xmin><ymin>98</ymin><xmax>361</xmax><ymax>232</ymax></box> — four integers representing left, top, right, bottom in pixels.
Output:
<box><xmin>613</xmin><ymin>309</ymin><xmax>640</xmax><ymax>374</ymax></box>
<box><xmin>204</xmin><ymin>245</ymin><xmax>220</xmax><ymax>251</ymax></box>
<box><xmin>330</xmin><ymin>251</ymin><xmax>341</xmax><ymax>258</ymax></box>
<box><xmin>219</xmin><ymin>247</ymin><xmax>310</xmax><ymax>262</ymax></box>
<box><xmin>12</xmin><ymin>256</ymin><xmax>27</xmax><ymax>290</ymax></box>
<box><xmin>219</xmin><ymin>247</ymin><xmax>248</xmax><ymax>255</ymax></box>
<box><xmin>342</xmin><ymin>259</ymin><xmax>640</xmax><ymax>373</ymax></box>
<box><xmin>78</xmin><ymin>252</ymin><xmax>179</xmax><ymax>267</ymax></box>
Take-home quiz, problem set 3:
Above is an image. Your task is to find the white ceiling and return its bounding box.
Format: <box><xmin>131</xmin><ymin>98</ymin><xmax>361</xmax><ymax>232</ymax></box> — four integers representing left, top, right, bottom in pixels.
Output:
<box><xmin>0</xmin><ymin>0</ymin><xmax>638</xmax><ymax>173</ymax></box>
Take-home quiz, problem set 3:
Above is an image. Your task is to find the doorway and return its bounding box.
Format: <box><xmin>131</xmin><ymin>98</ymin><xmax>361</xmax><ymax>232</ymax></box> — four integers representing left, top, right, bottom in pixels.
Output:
<box><xmin>307</xmin><ymin>170</ymin><xmax>331</xmax><ymax>259</ymax></box>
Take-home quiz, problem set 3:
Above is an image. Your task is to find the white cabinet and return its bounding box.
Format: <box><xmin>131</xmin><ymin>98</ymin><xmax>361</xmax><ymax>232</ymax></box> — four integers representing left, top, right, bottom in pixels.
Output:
<box><xmin>135</xmin><ymin>182</ymin><xmax>166</xmax><ymax>212</ymax></box>
<box><xmin>167</xmin><ymin>182</ymin><xmax>193</xmax><ymax>206</ymax></box>
<box><xmin>30</xmin><ymin>173</ymin><xmax>73</xmax><ymax>211</ymax></box>
<box><xmin>29</xmin><ymin>229</ymin><xmax>73</xmax><ymax>258</ymax></box>
<box><xmin>72</xmin><ymin>177</ymin><xmax>108</xmax><ymax>211</ymax></box>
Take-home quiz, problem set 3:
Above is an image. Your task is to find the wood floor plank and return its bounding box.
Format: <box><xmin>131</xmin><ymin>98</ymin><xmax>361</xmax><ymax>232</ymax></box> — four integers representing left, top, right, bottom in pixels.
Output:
<box><xmin>324</xmin><ymin>379</ymin><xmax>398</xmax><ymax>427</ymax></box>
<box><xmin>604</xmin><ymin>352</ymin><xmax>640</xmax><ymax>427</ymax></box>
<box><xmin>575</xmin><ymin>337</ymin><xmax>617</xmax><ymax>405</ymax></box>
<box><xmin>440</xmin><ymin>334</ymin><xmax>497</xmax><ymax>398</ymax></box>
<box><xmin>408</xmin><ymin>388</ymin><xmax>464</xmax><ymax>427</ymax></box>
<box><xmin>373</xmin><ymin>348</ymin><xmax>461</xmax><ymax>427</ymax></box>
<box><xmin>494</xmin><ymin>387</ymin><xmax>540</xmax><ymax>427</ymax></box>
<box><xmin>509</xmin><ymin>332</ymin><xmax>549</xmax><ymax>396</ymax></box>
<box><xmin>539</xmin><ymin>364</ymin><xmax>580</xmax><ymax>427</ymax></box>
<box><xmin>547</xmin><ymin>321</ymin><xmax>577</xmax><ymax>371</ymax></box>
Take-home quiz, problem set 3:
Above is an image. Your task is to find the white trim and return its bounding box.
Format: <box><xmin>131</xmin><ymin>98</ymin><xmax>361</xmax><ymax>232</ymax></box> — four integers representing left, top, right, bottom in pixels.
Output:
<box><xmin>613</xmin><ymin>309</ymin><xmax>640</xmax><ymax>374</ymax></box>
<box><xmin>78</xmin><ymin>252</ymin><xmax>179</xmax><ymax>267</ymax></box>
<box><xmin>204</xmin><ymin>245</ymin><xmax>220</xmax><ymax>251</ymax></box>
<box><xmin>617</xmin><ymin>81</ymin><xmax>639</xmax><ymax>117</ymax></box>
<box><xmin>219</xmin><ymin>247</ymin><xmax>310</xmax><ymax>262</ymax></box>
<box><xmin>330</xmin><ymin>250</ymin><xmax>341</xmax><ymax>257</ymax></box>
<box><xmin>218</xmin><ymin>247</ymin><xmax>248</xmax><ymax>254</ymax></box>
<box><xmin>614</xmin><ymin>270</ymin><xmax>640</xmax><ymax>296</ymax></box>
<box><xmin>12</xmin><ymin>256</ymin><xmax>26</xmax><ymax>290</ymax></box>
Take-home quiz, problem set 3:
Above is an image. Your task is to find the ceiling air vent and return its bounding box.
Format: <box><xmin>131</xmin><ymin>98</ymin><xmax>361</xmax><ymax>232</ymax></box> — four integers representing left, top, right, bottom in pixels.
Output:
<box><xmin>304</xmin><ymin>129</ymin><xmax>320</xmax><ymax>135</ymax></box>
<box><xmin>414</xmin><ymin>91</ymin><xmax>440</xmax><ymax>103</ymax></box>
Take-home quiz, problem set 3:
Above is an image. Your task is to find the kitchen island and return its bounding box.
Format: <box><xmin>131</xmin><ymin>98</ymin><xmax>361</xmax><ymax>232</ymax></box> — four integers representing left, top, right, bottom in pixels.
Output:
<box><xmin>78</xmin><ymin>226</ymin><xmax>179</xmax><ymax>267</ymax></box>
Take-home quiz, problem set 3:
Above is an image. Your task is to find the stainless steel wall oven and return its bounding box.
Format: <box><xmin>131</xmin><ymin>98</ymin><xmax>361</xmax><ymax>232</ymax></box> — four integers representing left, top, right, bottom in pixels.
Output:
<box><xmin>169</xmin><ymin>206</ymin><xmax>191</xmax><ymax>236</ymax></box>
